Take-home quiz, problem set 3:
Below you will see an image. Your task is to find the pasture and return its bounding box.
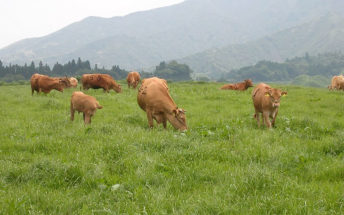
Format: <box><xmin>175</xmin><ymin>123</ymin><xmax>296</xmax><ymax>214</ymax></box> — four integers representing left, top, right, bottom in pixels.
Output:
<box><xmin>0</xmin><ymin>82</ymin><xmax>344</xmax><ymax>214</ymax></box>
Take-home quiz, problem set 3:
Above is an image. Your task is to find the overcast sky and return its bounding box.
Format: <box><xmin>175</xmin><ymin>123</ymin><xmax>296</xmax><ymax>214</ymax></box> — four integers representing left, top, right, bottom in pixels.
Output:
<box><xmin>0</xmin><ymin>0</ymin><xmax>184</xmax><ymax>49</ymax></box>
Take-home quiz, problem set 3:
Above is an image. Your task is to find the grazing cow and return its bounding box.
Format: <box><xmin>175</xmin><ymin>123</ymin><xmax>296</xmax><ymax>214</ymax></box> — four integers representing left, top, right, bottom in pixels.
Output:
<box><xmin>31</xmin><ymin>73</ymin><xmax>46</xmax><ymax>95</ymax></box>
<box><xmin>252</xmin><ymin>83</ymin><xmax>287</xmax><ymax>128</ymax></box>
<box><xmin>69</xmin><ymin>77</ymin><xmax>78</xmax><ymax>88</ymax></box>
<box><xmin>70</xmin><ymin>91</ymin><xmax>103</xmax><ymax>124</ymax></box>
<box><xmin>137</xmin><ymin>77</ymin><xmax>187</xmax><ymax>131</ymax></box>
<box><xmin>329</xmin><ymin>75</ymin><xmax>344</xmax><ymax>90</ymax></box>
<box><xmin>126</xmin><ymin>71</ymin><xmax>141</xmax><ymax>89</ymax></box>
<box><xmin>30</xmin><ymin>73</ymin><xmax>70</xmax><ymax>95</ymax></box>
<box><xmin>81</xmin><ymin>74</ymin><xmax>121</xmax><ymax>93</ymax></box>
<box><xmin>221</xmin><ymin>79</ymin><xmax>253</xmax><ymax>91</ymax></box>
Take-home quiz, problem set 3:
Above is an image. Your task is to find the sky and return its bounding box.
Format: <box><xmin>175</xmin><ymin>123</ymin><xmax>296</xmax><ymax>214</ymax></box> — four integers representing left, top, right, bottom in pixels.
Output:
<box><xmin>0</xmin><ymin>0</ymin><xmax>184</xmax><ymax>49</ymax></box>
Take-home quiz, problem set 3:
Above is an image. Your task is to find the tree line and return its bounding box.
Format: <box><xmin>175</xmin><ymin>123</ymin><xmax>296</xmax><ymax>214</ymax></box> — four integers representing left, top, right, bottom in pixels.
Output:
<box><xmin>222</xmin><ymin>52</ymin><xmax>344</xmax><ymax>82</ymax></box>
<box><xmin>0</xmin><ymin>58</ymin><xmax>193</xmax><ymax>83</ymax></box>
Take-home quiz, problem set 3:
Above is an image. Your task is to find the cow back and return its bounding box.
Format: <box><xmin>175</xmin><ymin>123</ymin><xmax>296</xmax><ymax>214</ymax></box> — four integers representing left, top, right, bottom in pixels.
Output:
<box><xmin>138</xmin><ymin>77</ymin><xmax>174</xmax><ymax>111</ymax></box>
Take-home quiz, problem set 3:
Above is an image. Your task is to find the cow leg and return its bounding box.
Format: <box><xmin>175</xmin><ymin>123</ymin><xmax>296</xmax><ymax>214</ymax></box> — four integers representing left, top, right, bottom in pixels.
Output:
<box><xmin>83</xmin><ymin>113</ymin><xmax>85</xmax><ymax>121</ymax></box>
<box><xmin>70</xmin><ymin>103</ymin><xmax>75</xmax><ymax>121</ymax></box>
<box><xmin>163</xmin><ymin>115</ymin><xmax>167</xmax><ymax>129</ymax></box>
<box><xmin>271</xmin><ymin>109</ymin><xmax>279</xmax><ymax>127</ymax></box>
<box><xmin>263</xmin><ymin>112</ymin><xmax>272</xmax><ymax>128</ymax></box>
<box><xmin>255</xmin><ymin>110</ymin><xmax>261</xmax><ymax>128</ymax></box>
<box><xmin>146</xmin><ymin>110</ymin><xmax>154</xmax><ymax>128</ymax></box>
<box><xmin>84</xmin><ymin>114</ymin><xmax>91</xmax><ymax>124</ymax></box>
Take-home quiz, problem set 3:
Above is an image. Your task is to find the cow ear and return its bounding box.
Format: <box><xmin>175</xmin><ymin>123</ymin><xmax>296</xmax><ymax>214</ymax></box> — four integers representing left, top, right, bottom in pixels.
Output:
<box><xmin>265</xmin><ymin>89</ymin><xmax>272</xmax><ymax>97</ymax></box>
<box><xmin>282</xmin><ymin>91</ymin><xmax>288</xmax><ymax>96</ymax></box>
<box><xmin>178</xmin><ymin>108</ymin><xmax>186</xmax><ymax>113</ymax></box>
<box><xmin>173</xmin><ymin>108</ymin><xmax>179</xmax><ymax>116</ymax></box>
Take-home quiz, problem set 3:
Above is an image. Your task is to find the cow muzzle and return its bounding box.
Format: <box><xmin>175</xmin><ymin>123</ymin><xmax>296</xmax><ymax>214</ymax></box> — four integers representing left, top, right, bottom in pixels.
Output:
<box><xmin>179</xmin><ymin>126</ymin><xmax>188</xmax><ymax>132</ymax></box>
<box><xmin>273</xmin><ymin>103</ymin><xmax>280</xmax><ymax>108</ymax></box>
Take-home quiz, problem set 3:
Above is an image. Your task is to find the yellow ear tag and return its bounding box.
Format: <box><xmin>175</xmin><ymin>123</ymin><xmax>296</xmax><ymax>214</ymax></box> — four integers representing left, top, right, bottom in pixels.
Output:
<box><xmin>265</xmin><ymin>93</ymin><xmax>270</xmax><ymax>97</ymax></box>
<box><xmin>282</xmin><ymin>94</ymin><xmax>287</xmax><ymax>97</ymax></box>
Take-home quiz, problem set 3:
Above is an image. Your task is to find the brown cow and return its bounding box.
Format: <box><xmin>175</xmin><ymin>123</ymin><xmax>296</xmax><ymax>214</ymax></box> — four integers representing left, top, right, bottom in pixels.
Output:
<box><xmin>221</xmin><ymin>79</ymin><xmax>253</xmax><ymax>91</ymax></box>
<box><xmin>70</xmin><ymin>91</ymin><xmax>103</xmax><ymax>124</ymax></box>
<box><xmin>81</xmin><ymin>74</ymin><xmax>121</xmax><ymax>93</ymax></box>
<box><xmin>252</xmin><ymin>83</ymin><xmax>287</xmax><ymax>128</ymax></box>
<box><xmin>137</xmin><ymin>77</ymin><xmax>187</xmax><ymax>131</ymax></box>
<box><xmin>126</xmin><ymin>71</ymin><xmax>141</xmax><ymax>89</ymax></box>
<box><xmin>31</xmin><ymin>73</ymin><xmax>46</xmax><ymax>95</ymax></box>
<box><xmin>69</xmin><ymin>77</ymin><xmax>78</xmax><ymax>88</ymax></box>
<box><xmin>30</xmin><ymin>73</ymin><xmax>70</xmax><ymax>95</ymax></box>
<box><xmin>329</xmin><ymin>75</ymin><xmax>344</xmax><ymax>90</ymax></box>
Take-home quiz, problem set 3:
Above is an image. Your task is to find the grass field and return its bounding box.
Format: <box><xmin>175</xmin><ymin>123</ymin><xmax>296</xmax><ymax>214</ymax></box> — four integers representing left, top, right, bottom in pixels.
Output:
<box><xmin>0</xmin><ymin>81</ymin><xmax>344</xmax><ymax>214</ymax></box>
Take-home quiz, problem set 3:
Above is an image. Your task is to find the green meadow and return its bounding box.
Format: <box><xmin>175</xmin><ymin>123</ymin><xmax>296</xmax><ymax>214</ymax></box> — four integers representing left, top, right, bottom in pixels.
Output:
<box><xmin>0</xmin><ymin>81</ymin><xmax>344</xmax><ymax>214</ymax></box>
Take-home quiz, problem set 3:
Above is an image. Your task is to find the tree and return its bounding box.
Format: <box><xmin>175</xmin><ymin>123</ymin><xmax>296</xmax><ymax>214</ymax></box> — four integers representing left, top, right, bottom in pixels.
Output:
<box><xmin>38</xmin><ymin>61</ymin><xmax>44</xmax><ymax>74</ymax></box>
<box><xmin>154</xmin><ymin>60</ymin><xmax>193</xmax><ymax>81</ymax></box>
<box><xmin>52</xmin><ymin>62</ymin><xmax>63</xmax><ymax>76</ymax></box>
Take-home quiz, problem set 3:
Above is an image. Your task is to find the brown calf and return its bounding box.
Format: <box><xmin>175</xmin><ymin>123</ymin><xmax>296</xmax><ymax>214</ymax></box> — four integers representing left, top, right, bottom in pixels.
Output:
<box><xmin>81</xmin><ymin>74</ymin><xmax>121</xmax><ymax>93</ymax></box>
<box><xmin>221</xmin><ymin>79</ymin><xmax>253</xmax><ymax>91</ymax></box>
<box><xmin>126</xmin><ymin>71</ymin><xmax>141</xmax><ymax>89</ymax></box>
<box><xmin>68</xmin><ymin>77</ymin><xmax>78</xmax><ymax>88</ymax></box>
<box><xmin>30</xmin><ymin>73</ymin><xmax>70</xmax><ymax>95</ymax></box>
<box><xmin>252</xmin><ymin>83</ymin><xmax>287</xmax><ymax>128</ymax></box>
<box><xmin>329</xmin><ymin>75</ymin><xmax>344</xmax><ymax>90</ymax></box>
<box><xmin>137</xmin><ymin>77</ymin><xmax>187</xmax><ymax>131</ymax></box>
<box><xmin>70</xmin><ymin>91</ymin><xmax>103</xmax><ymax>124</ymax></box>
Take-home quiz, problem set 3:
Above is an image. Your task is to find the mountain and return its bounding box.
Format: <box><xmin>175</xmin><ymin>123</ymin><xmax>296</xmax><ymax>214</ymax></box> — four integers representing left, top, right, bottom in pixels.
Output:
<box><xmin>1</xmin><ymin>0</ymin><xmax>344</xmax><ymax>71</ymax></box>
<box><xmin>180</xmin><ymin>13</ymin><xmax>344</xmax><ymax>79</ymax></box>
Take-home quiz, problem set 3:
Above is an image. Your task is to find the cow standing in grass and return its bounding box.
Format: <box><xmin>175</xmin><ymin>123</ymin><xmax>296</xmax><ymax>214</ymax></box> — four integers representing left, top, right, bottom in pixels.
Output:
<box><xmin>221</xmin><ymin>79</ymin><xmax>253</xmax><ymax>91</ymax></box>
<box><xmin>30</xmin><ymin>73</ymin><xmax>71</xmax><ymax>95</ymax></box>
<box><xmin>81</xmin><ymin>74</ymin><xmax>121</xmax><ymax>93</ymax></box>
<box><xmin>252</xmin><ymin>83</ymin><xmax>287</xmax><ymax>128</ymax></box>
<box><xmin>126</xmin><ymin>71</ymin><xmax>141</xmax><ymax>89</ymax></box>
<box><xmin>137</xmin><ymin>77</ymin><xmax>187</xmax><ymax>131</ymax></box>
<box><xmin>70</xmin><ymin>91</ymin><xmax>103</xmax><ymax>124</ymax></box>
<box><xmin>329</xmin><ymin>75</ymin><xmax>344</xmax><ymax>90</ymax></box>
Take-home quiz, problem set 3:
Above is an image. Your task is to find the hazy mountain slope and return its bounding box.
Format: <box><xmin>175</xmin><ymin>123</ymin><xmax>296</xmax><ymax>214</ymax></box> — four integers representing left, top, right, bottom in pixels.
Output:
<box><xmin>1</xmin><ymin>0</ymin><xmax>344</xmax><ymax>69</ymax></box>
<box><xmin>180</xmin><ymin>13</ymin><xmax>344</xmax><ymax>79</ymax></box>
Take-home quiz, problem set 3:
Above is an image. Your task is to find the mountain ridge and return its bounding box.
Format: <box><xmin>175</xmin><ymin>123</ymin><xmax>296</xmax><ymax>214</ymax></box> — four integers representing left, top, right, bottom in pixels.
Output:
<box><xmin>179</xmin><ymin>12</ymin><xmax>344</xmax><ymax>79</ymax></box>
<box><xmin>1</xmin><ymin>0</ymin><xmax>344</xmax><ymax>73</ymax></box>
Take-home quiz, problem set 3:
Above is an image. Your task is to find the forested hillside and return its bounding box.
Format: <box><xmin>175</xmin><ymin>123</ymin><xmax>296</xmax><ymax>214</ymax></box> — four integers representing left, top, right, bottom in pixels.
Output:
<box><xmin>180</xmin><ymin>13</ymin><xmax>344</xmax><ymax>79</ymax></box>
<box><xmin>0</xmin><ymin>59</ymin><xmax>192</xmax><ymax>83</ymax></box>
<box><xmin>222</xmin><ymin>52</ymin><xmax>344</xmax><ymax>87</ymax></box>
<box><xmin>0</xmin><ymin>58</ymin><xmax>128</xmax><ymax>83</ymax></box>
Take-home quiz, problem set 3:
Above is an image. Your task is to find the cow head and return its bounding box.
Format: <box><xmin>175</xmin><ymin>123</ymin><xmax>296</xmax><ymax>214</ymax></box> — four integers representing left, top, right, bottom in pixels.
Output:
<box><xmin>113</xmin><ymin>83</ymin><xmax>122</xmax><ymax>93</ymax></box>
<box><xmin>59</xmin><ymin>77</ymin><xmax>71</xmax><ymax>88</ymax></box>
<box><xmin>54</xmin><ymin>78</ymin><xmax>69</xmax><ymax>92</ymax></box>
<box><xmin>265</xmin><ymin>87</ymin><xmax>287</xmax><ymax>108</ymax></box>
<box><xmin>169</xmin><ymin>108</ymin><xmax>188</xmax><ymax>131</ymax></box>
<box><xmin>245</xmin><ymin>79</ymin><xmax>254</xmax><ymax>88</ymax></box>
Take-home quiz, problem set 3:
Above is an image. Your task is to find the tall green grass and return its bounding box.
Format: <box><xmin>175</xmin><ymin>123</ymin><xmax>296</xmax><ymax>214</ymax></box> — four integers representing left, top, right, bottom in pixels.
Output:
<box><xmin>0</xmin><ymin>82</ymin><xmax>343</xmax><ymax>214</ymax></box>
